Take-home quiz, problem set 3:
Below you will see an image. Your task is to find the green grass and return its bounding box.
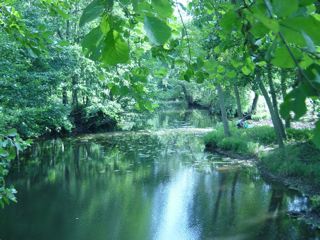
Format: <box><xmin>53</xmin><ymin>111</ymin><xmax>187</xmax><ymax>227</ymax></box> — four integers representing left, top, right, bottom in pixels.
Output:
<box><xmin>261</xmin><ymin>142</ymin><xmax>320</xmax><ymax>184</ymax></box>
<box><xmin>203</xmin><ymin>125</ymin><xmax>276</xmax><ymax>156</ymax></box>
<box><xmin>286</xmin><ymin>128</ymin><xmax>313</xmax><ymax>142</ymax></box>
<box><xmin>204</xmin><ymin>125</ymin><xmax>320</xmax><ymax>186</ymax></box>
<box><xmin>204</xmin><ymin>124</ymin><xmax>315</xmax><ymax>158</ymax></box>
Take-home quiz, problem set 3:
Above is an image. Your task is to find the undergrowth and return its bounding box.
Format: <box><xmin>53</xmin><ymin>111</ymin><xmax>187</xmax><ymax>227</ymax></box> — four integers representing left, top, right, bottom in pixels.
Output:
<box><xmin>203</xmin><ymin>124</ymin><xmax>276</xmax><ymax>156</ymax></box>
<box><xmin>260</xmin><ymin>142</ymin><xmax>320</xmax><ymax>184</ymax></box>
<box><xmin>204</xmin><ymin>124</ymin><xmax>320</xmax><ymax>186</ymax></box>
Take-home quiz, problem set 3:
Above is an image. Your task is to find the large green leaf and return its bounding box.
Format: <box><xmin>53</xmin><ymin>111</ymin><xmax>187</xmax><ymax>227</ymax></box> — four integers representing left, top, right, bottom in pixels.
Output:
<box><xmin>280</xmin><ymin>16</ymin><xmax>320</xmax><ymax>49</ymax></box>
<box><xmin>272</xmin><ymin>0</ymin><xmax>298</xmax><ymax>18</ymax></box>
<box><xmin>242</xmin><ymin>65</ymin><xmax>252</xmax><ymax>75</ymax></box>
<box><xmin>271</xmin><ymin>46</ymin><xmax>301</xmax><ymax>68</ymax></box>
<box><xmin>250</xmin><ymin>2</ymin><xmax>279</xmax><ymax>32</ymax></box>
<box><xmin>81</xmin><ymin>26</ymin><xmax>105</xmax><ymax>60</ymax></box>
<box><xmin>250</xmin><ymin>21</ymin><xmax>270</xmax><ymax>38</ymax></box>
<box><xmin>220</xmin><ymin>10</ymin><xmax>239</xmax><ymax>33</ymax></box>
<box><xmin>143</xmin><ymin>16</ymin><xmax>171</xmax><ymax>45</ymax></box>
<box><xmin>152</xmin><ymin>0</ymin><xmax>173</xmax><ymax>19</ymax></box>
<box><xmin>280</xmin><ymin>85</ymin><xmax>307</xmax><ymax>120</ymax></box>
<box><xmin>101</xmin><ymin>31</ymin><xmax>129</xmax><ymax>66</ymax></box>
<box><xmin>299</xmin><ymin>0</ymin><xmax>316</xmax><ymax>6</ymax></box>
<box><xmin>253</xmin><ymin>13</ymin><xmax>279</xmax><ymax>32</ymax></box>
<box><xmin>80</xmin><ymin>0</ymin><xmax>105</xmax><ymax>27</ymax></box>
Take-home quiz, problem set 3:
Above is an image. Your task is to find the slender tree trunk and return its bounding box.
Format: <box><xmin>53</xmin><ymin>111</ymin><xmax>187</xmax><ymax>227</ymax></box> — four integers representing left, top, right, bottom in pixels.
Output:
<box><xmin>256</xmin><ymin>70</ymin><xmax>284</xmax><ymax>148</ymax></box>
<box><xmin>74</xmin><ymin>2</ymin><xmax>80</xmax><ymax>43</ymax></box>
<box><xmin>217</xmin><ymin>84</ymin><xmax>231</xmax><ymax>137</ymax></box>
<box><xmin>280</xmin><ymin>69</ymin><xmax>291</xmax><ymax>128</ymax></box>
<box><xmin>250</xmin><ymin>92</ymin><xmax>259</xmax><ymax>114</ymax></box>
<box><xmin>61</xmin><ymin>13</ymin><xmax>71</xmax><ymax>106</ymax></box>
<box><xmin>234</xmin><ymin>84</ymin><xmax>243</xmax><ymax>117</ymax></box>
<box><xmin>66</xmin><ymin>16</ymin><xmax>70</xmax><ymax>41</ymax></box>
<box><xmin>62</xmin><ymin>86</ymin><xmax>68</xmax><ymax>105</ymax></box>
<box><xmin>267</xmin><ymin>64</ymin><xmax>286</xmax><ymax>139</ymax></box>
<box><xmin>72</xmin><ymin>75</ymin><xmax>78</xmax><ymax>107</ymax></box>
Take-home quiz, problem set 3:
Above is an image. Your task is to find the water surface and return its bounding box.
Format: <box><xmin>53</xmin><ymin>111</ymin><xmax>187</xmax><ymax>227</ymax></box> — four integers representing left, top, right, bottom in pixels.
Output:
<box><xmin>0</xmin><ymin>107</ymin><xmax>319</xmax><ymax>240</ymax></box>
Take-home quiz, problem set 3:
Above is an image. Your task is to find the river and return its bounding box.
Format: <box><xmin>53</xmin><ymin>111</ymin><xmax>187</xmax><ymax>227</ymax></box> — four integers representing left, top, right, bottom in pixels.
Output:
<box><xmin>0</xmin><ymin>105</ymin><xmax>319</xmax><ymax>240</ymax></box>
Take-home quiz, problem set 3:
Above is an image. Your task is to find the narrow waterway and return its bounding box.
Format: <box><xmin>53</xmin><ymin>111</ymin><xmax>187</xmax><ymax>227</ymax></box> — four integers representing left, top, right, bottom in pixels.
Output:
<box><xmin>0</xmin><ymin>105</ymin><xmax>319</xmax><ymax>240</ymax></box>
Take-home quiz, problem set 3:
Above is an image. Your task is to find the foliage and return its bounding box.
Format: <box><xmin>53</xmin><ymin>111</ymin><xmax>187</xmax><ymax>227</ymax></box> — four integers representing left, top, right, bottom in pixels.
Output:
<box><xmin>190</xmin><ymin>0</ymin><xmax>320</xmax><ymax>146</ymax></box>
<box><xmin>204</xmin><ymin>124</ymin><xmax>261</xmax><ymax>156</ymax></box>
<box><xmin>287</xmin><ymin>128</ymin><xmax>313</xmax><ymax>142</ymax></box>
<box><xmin>78</xmin><ymin>0</ymin><xmax>174</xmax><ymax>69</ymax></box>
<box><xmin>71</xmin><ymin>101</ymin><xmax>122</xmax><ymax>133</ymax></box>
<box><xmin>310</xmin><ymin>195</ymin><xmax>320</xmax><ymax>213</ymax></box>
<box><xmin>0</xmin><ymin>0</ymin><xmax>161</xmax><ymax>138</ymax></box>
<box><xmin>204</xmin><ymin>124</ymin><xmax>315</xmax><ymax>157</ymax></box>
<box><xmin>1</xmin><ymin>0</ymin><xmax>320</xmax><ymax>208</ymax></box>
<box><xmin>0</xmin><ymin>129</ymin><xmax>31</xmax><ymax>207</ymax></box>
<box><xmin>261</xmin><ymin>142</ymin><xmax>320</xmax><ymax>183</ymax></box>
<box><xmin>245</xmin><ymin>126</ymin><xmax>276</xmax><ymax>145</ymax></box>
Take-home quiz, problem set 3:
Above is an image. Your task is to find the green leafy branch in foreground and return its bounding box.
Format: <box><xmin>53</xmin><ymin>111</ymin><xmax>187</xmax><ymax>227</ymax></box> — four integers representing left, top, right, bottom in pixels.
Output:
<box><xmin>80</xmin><ymin>0</ymin><xmax>173</xmax><ymax>66</ymax></box>
<box><xmin>0</xmin><ymin>129</ymin><xmax>32</xmax><ymax>207</ymax></box>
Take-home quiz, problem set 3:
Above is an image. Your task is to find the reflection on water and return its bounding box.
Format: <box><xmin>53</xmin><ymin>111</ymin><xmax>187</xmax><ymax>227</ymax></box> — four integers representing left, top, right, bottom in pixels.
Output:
<box><xmin>153</xmin><ymin>169</ymin><xmax>199</xmax><ymax>240</ymax></box>
<box><xmin>0</xmin><ymin>108</ymin><xmax>320</xmax><ymax>240</ymax></box>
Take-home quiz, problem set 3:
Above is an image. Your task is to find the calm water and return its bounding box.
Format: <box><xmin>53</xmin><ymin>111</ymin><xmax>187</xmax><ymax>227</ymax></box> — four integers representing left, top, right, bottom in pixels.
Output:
<box><xmin>1</xmin><ymin>106</ymin><xmax>320</xmax><ymax>240</ymax></box>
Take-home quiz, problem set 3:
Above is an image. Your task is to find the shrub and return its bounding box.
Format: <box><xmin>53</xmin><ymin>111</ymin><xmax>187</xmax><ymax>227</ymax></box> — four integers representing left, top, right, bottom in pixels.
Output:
<box><xmin>203</xmin><ymin>125</ymin><xmax>260</xmax><ymax>156</ymax></box>
<box><xmin>1</xmin><ymin>104</ymin><xmax>72</xmax><ymax>138</ymax></box>
<box><xmin>244</xmin><ymin>126</ymin><xmax>276</xmax><ymax>145</ymax></box>
<box><xmin>218</xmin><ymin>136</ymin><xmax>246</xmax><ymax>152</ymax></box>
<box><xmin>287</xmin><ymin>128</ymin><xmax>313</xmax><ymax>142</ymax></box>
<box><xmin>203</xmin><ymin>125</ymin><xmax>226</xmax><ymax>148</ymax></box>
<box><xmin>71</xmin><ymin>102</ymin><xmax>120</xmax><ymax>133</ymax></box>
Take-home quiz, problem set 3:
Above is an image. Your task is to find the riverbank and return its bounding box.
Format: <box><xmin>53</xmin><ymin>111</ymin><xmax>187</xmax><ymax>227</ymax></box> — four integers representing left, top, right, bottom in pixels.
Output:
<box><xmin>204</xmin><ymin>125</ymin><xmax>320</xmax><ymax>227</ymax></box>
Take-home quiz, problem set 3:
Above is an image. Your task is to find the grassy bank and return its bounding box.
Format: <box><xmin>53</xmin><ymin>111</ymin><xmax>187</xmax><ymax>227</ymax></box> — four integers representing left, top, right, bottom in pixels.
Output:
<box><xmin>203</xmin><ymin>124</ymin><xmax>320</xmax><ymax>191</ymax></box>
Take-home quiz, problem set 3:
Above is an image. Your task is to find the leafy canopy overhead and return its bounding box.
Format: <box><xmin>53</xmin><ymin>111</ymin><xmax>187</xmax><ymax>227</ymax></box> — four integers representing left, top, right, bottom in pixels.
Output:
<box><xmin>80</xmin><ymin>0</ymin><xmax>173</xmax><ymax>66</ymax></box>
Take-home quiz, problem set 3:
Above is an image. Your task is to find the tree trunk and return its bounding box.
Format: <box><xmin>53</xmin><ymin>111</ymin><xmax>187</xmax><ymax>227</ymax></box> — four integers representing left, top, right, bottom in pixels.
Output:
<box><xmin>62</xmin><ymin>86</ymin><xmax>68</xmax><ymax>105</ymax></box>
<box><xmin>66</xmin><ymin>11</ymin><xmax>70</xmax><ymax>40</ymax></box>
<box><xmin>72</xmin><ymin>75</ymin><xmax>78</xmax><ymax>107</ymax></box>
<box><xmin>217</xmin><ymin>84</ymin><xmax>231</xmax><ymax>137</ymax></box>
<box><xmin>256</xmin><ymin>70</ymin><xmax>284</xmax><ymax>148</ymax></box>
<box><xmin>280</xmin><ymin>69</ymin><xmax>291</xmax><ymax>128</ymax></box>
<box><xmin>267</xmin><ymin>64</ymin><xmax>286</xmax><ymax>139</ymax></box>
<box><xmin>250</xmin><ymin>92</ymin><xmax>259</xmax><ymax>114</ymax></box>
<box><xmin>234</xmin><ymin>84</ymin><xmax>243</xmax><ymax>117</ymax></box>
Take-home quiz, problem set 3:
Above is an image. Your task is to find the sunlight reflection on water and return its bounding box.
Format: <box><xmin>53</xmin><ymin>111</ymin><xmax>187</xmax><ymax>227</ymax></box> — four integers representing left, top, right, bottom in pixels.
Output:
<box><xmin>153</xmin><ymin>168</ymin><xmax>200</xmax><ymax>240</ymax></box>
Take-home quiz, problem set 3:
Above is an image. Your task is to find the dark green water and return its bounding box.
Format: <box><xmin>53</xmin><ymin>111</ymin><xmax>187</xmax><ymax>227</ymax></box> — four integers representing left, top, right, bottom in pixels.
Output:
<box><xmin>0</xmin><ymin>107</ymin><xmax>320</xmax><ymax>240</ymax></box>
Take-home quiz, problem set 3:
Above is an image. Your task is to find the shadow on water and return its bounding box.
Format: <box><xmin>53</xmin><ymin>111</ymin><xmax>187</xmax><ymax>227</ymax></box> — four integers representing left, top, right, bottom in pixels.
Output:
<box><xmin>0</xmin><ymin>105</ymin><xmax>319</xmax><ymax>240</ymax></box>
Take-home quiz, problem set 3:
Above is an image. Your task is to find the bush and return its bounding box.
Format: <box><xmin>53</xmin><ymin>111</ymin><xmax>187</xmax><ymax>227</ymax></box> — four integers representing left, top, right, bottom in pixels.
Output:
<box><xmin>217</xmin><ymin>136</ymin><xmax>259</xmax><ymax>155</ymax></box>
<box><xmin>203</xmin><ymin>127</ymin><xmax>225</xmax><ymax>148</ymax></box>
<box><xmin>0</xmin><ymin>104</ymin><xmax>72</xmax><ymax>138</ymax></box>
<box><xmin>203</xmin><ymin>125</ymin><xmax>261</xmax><ymax>156</ymax></box>
<box><xmin>71</xmin><ymin>102</ymin><xmax>120</xmax><ymax>133</ymax></box>
<box><xmin>244</xmin><ymin>126</ymin><xmax>276</xmax><ymax>145</ymax></box>
<box><xmin>287</xmin><ymin>128</ymin><xmax>313</xmax><ymax>142</ymax></box>
<box><xmin>218</xmin><ymin>136</ymin><xmax>246</xmax><ymax>152</ymax></box>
